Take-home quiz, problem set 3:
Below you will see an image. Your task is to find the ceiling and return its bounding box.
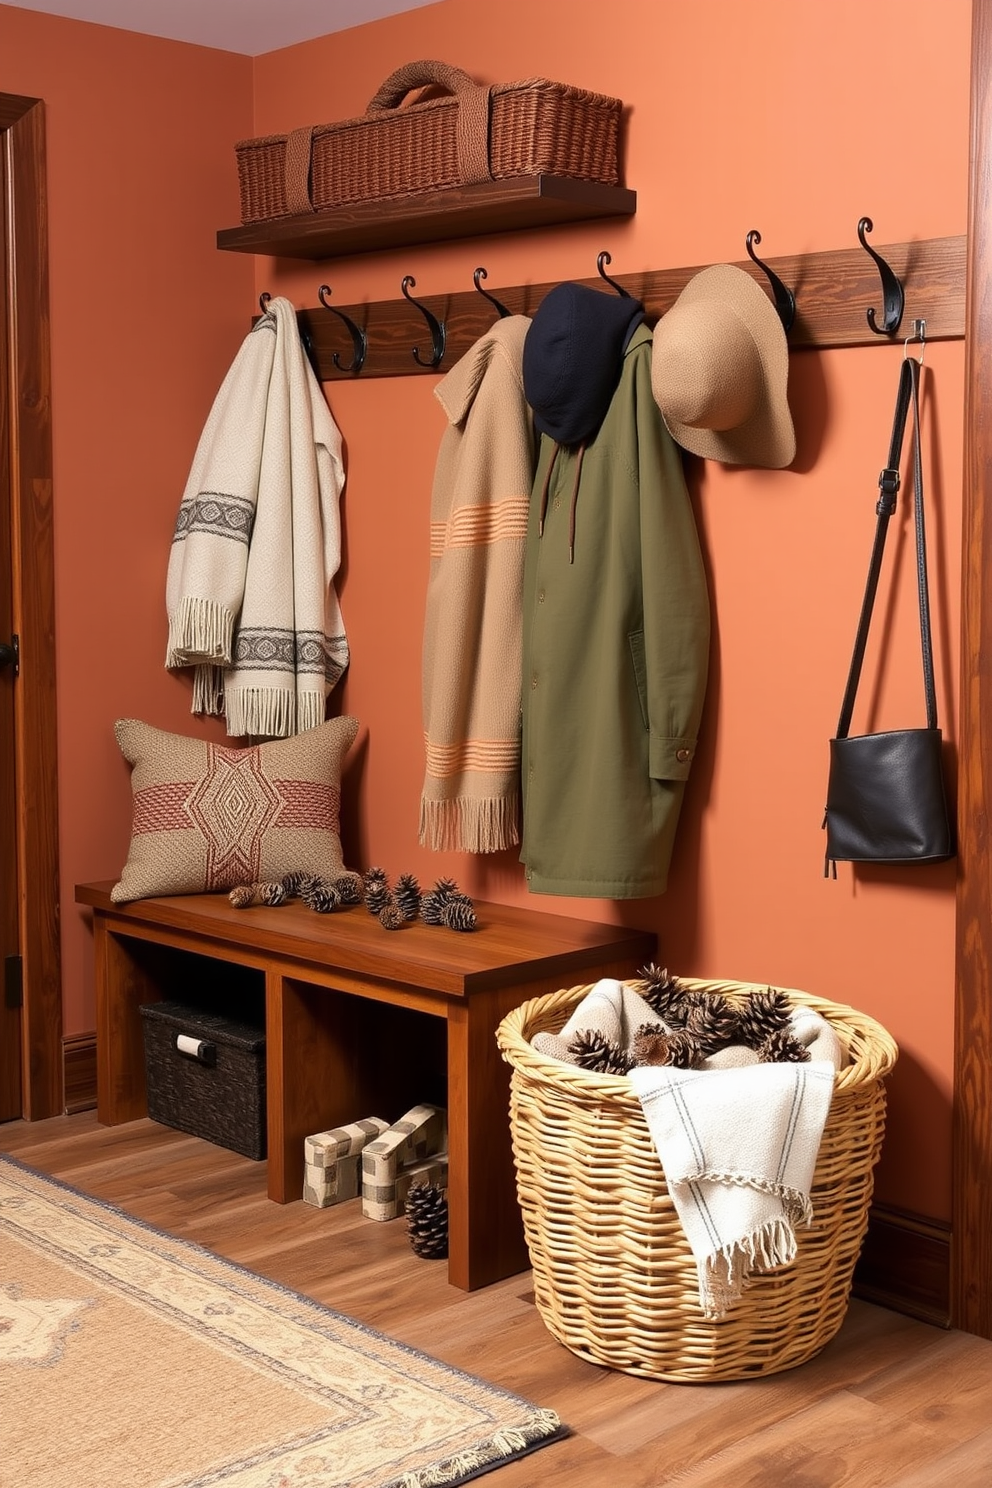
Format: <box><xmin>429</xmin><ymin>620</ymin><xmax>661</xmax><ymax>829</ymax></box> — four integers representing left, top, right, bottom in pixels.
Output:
<box><xmin>3</xmin><ymin>0</ymin><xmax>439</xmax><ymax>55</ymax></box>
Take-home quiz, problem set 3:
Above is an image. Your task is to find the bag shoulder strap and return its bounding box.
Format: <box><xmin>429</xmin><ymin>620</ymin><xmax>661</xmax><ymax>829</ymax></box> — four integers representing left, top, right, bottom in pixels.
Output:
<box><xmin>834</xmin><ymin>355</ymin><xmax>937</xmax><ymax>738</ymax></box>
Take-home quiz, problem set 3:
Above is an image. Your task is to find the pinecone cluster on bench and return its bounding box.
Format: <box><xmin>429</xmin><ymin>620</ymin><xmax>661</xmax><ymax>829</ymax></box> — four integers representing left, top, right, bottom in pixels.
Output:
<box><xmin>228</xmin><ymin>868</ymin><xmax>477</xmax><ymax>931</ymax></box>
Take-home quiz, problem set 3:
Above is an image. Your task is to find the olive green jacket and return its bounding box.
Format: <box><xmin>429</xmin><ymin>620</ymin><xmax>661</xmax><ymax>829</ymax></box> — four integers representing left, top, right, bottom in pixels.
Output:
<box><xmin>519</xmin><ymin>323</ymin><xmax>710</xmax><ymax>898</ymax></box>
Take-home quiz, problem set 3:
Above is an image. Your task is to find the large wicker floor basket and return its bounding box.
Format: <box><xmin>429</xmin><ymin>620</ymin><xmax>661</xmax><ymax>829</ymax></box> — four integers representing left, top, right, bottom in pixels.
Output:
<box><xmin>496</xmin><ymin>978</ymin><xmax>898</xmax><ymax>1382</ymax></box>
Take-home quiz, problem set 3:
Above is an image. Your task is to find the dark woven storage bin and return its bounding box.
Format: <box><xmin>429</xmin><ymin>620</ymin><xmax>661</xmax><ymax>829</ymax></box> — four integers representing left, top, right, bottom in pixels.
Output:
<box><xmin>235</xmin><ymin>60</ymin><xmax>624</xmax><ymax>224</ymax></box>
<box><xmin>139</xmin><ymin>1001</ymin><xmax>267</xmax><ymax>1161</ymax></box>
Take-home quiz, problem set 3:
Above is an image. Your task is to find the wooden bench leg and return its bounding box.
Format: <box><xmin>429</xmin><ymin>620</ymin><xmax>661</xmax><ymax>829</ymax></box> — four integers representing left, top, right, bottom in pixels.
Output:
<box><xmin>265</xmin><ymin>973</ymin><xmax>367</xmax><ymax>1203</ymax></box>
<box><xmin>94</xmin><ymin>923</ymin><xmax>162</xmax><ymax>1126</ymax></box>
<box><xmin>446</xmin><ymin>986</ymin><xmax>530</xmax><ymax>1291</ymax></box>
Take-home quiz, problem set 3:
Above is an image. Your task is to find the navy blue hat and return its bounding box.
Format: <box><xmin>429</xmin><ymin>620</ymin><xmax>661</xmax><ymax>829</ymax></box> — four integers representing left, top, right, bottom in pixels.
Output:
<box><xmin>523</xmin><ymin>282</ymin><xmax>645</xmax><ymax>446</ymax></box>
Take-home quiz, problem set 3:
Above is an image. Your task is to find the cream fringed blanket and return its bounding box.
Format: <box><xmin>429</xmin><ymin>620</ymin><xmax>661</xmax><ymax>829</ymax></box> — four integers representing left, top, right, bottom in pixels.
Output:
<box><xmin>533</xmin><ymin>978</ymin><xmax>843</xmax><ymax>1319</ymax></box>
<box><xmin>629</xmin><ymin>1058</ymin><xmax>837</xmax><ymax>1318</ymax></box>
<box><xmin>166</xmin><ymin>297</ymin><xmax>348</xmax><ymax>739</ymax></box>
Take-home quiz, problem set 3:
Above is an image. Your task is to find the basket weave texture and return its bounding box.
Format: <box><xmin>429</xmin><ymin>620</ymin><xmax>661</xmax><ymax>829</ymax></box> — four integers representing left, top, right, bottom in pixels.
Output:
<box><xmin>139</xmin><ymin>1001</ymin><xmax>267</xmax><ymax>1161</ymax></box>
<box><xmin>496</xmin><ymin>978</ymin><xmax>898</xmax><ymax>1382</ymax></box>
<box><xmin>235</xmin><ymin>60</ymin><xmax>623</xmax><ymax>225</ymax></box>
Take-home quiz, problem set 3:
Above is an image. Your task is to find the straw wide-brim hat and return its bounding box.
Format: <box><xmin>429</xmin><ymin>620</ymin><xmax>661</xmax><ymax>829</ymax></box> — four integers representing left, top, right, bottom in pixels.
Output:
<box><xmin>650</xmin><ymin>264</ymin><xmax>795</xmax><ymax>469</ymax></box>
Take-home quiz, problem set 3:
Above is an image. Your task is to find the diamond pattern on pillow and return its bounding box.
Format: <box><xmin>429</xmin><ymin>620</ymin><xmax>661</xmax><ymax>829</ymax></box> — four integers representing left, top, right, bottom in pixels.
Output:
<box><xmin>111</xmin><ymin>715</ymin><xmax>359</xmax><ymax>903</ymax></box>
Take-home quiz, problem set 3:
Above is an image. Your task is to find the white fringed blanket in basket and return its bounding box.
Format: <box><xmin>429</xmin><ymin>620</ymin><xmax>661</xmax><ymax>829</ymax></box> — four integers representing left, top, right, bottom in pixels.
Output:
<box><xmin>496</xmin><ymin>977</ymin><xmax>898</xmax><ymax>1382</ymax></box>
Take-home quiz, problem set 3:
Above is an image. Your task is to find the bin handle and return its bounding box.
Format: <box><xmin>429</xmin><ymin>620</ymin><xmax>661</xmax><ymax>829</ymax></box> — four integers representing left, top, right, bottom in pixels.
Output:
<box><xmin>176</xmin><ymin>1033</ymin><xmax>216</xmax><ymax>1066</ymax></box>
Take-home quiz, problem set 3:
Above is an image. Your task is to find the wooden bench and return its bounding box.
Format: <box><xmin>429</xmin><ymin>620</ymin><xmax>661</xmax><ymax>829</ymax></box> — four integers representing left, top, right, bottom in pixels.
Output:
<box><xmin>75</xmin><ymin>881</ymin><xmax>654</xmax><ymax>1291</ymax></box>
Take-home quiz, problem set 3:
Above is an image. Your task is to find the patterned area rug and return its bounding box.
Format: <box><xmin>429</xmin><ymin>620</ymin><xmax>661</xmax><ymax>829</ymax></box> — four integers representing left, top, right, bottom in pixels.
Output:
<box><xmin>0</xmin><ymin>1156</ymin><xmax>565</xmax><ymax>1488</ymax></box>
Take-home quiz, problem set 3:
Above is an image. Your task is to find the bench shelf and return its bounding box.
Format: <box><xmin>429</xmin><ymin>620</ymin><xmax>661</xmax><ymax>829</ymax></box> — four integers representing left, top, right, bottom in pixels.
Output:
<box><xmin>76</xmin><ymin>880</ymin><xmax>654</xmax><ymax>1291</ymax></box>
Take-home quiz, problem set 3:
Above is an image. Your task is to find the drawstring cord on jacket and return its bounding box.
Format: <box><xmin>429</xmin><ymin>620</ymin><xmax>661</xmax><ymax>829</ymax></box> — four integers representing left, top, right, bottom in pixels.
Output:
<box><xmin>537</xmin><ymin>443</ymin><xmax>560</xmax><ymax>538</ymax></box>
<box><xmin>536</xmin><ymin>440</ymin><xmax>586</xmax><ymax>564</ymax></box>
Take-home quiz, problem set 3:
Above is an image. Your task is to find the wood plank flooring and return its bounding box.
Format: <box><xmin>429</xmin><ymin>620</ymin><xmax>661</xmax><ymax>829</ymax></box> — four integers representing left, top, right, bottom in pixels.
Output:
<box><xmin>3</xmin><ymin>1111</ymin><xmax>992</xmax><ymax>1486</ymax></box>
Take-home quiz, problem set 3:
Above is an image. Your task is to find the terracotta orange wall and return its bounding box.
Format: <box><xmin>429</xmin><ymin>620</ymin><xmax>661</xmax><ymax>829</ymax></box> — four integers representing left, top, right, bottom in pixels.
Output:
<box><xmin>252</xmin><ymin>0</ymin><xmax>970</xmax><ymax>1220</ymax></box>
<box><xmin>1</xmin><ymin>0</ymin><xmax>968</xmax><ymax>1222</ymax></box>
<box><xmin>0</xmin><ymin>6</ymin><xmax>254</xmax><ymax>1035</ymax></box>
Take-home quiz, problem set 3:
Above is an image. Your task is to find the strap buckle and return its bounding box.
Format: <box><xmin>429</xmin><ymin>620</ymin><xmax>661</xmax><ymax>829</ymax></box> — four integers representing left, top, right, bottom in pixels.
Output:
<box><xmin>876</xmin><ymin>466</ymin><xmax>899</xmax><ymax>515</ymax></box>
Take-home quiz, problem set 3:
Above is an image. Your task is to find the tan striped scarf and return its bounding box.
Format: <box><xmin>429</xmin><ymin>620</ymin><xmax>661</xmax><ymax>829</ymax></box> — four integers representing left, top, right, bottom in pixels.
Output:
<box><xmin>166</xmin><ymin>297</ymin><xmax>347</xmax><ymax>738</ymax></box>
<box><xmin>419</xmin><ymin>316</ymin><xmax>535</xmax><ymax>853</ymax></box>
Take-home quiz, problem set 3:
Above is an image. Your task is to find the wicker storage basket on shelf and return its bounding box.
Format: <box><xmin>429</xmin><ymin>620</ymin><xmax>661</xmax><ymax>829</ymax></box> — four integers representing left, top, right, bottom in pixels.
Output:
<box><xmin>235</xmin><ymin>60</ymin><xmax>624</xmax><ymax>225</ymax></box>
<box><xmin>496</xmin><ymin>978</ymin><xmax>898</xmax><ymax>1383</ymax></box>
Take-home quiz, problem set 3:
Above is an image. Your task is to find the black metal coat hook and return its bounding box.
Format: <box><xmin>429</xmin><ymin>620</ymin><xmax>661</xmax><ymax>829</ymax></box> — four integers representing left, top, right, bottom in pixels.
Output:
<box><xmin>259</xmin><ymin>291</ymin><xmax>271</xmax><ymax>313</ymax></box>
<box><xmin>318</xmin><ymin>284</ymin><xmax>368</xmax><ymax>374</ymax></box>
<box><xmin>473</xmin><ymin>267</ymin><xmax>511</xmax><ymax>319</ymax></box>
<box><xmin>401</xmin><ymin>275</ymin><xmax>446</xmax><ymax>368</ymax></box>
<box><xmin>597</xmin><ymin>250</ymin><xmax>631</xmax><ymax>297</ymax></box>
<box><xmin>745</xmin><ymin>230</ymin><xmax>796</xmax><ymax>332</ymax></box>
<box><xmin>858</xmin><ymin>217</ymin><xmax>905</xmax><ymax>336</ymax></box>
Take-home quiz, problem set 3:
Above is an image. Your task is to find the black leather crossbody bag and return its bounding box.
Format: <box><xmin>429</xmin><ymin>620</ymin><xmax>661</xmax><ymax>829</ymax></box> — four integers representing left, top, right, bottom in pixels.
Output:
<box><xmin>822</xmin><ymin>354</ymin><xmax>954</xmax><ymax>876</ymax></box>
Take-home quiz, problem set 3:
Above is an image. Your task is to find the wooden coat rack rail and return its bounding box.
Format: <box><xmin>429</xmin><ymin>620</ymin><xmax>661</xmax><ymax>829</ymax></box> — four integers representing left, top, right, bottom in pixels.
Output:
<box><xmin>287</xmin><ymin>232</ymin><xmax>966</xmax><ymax>382</ymax></box>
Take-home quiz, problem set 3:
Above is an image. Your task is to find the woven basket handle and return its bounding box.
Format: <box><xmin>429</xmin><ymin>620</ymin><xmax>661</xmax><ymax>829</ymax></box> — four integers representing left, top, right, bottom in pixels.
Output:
<box><xmin>284</xmin><ymin>125</ymin><xmax>316</xmax><ymax>215</ymax></box>
<box><xmin>365</xmin><ymin>59</ymin><xmax>492</xmax><ymax>185</ymax></box>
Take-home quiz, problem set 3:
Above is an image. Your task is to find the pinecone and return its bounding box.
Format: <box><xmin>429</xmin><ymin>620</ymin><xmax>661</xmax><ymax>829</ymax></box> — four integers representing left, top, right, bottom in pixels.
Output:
<box><xmin>378</xmin><ymin>899</ymin><xmax>406</xmax><ymax>931</ymax></box>
<box><xmin>567</xmin><ymin>1028</ymin><xmax>636</xmax><ymax>1076</ymax></box>
<box><xmin>757</xmin><ymin>1028</ymin><xmax>811</xmax><ymax>1064</ymax></box>
<box><xmin>302</xmin><ymin>878</ymin><xmax>340</xmax><ymax>914</ymax></box>
<box><xmin>255</xmin><ymin>880</ymin><xmax>287</xmax><ymax>904</ymax></box>
<box><xmin>637</xmin><ymin>964</ymin><xmax>691</xmax><ymax>1026</ymax></box>
<box><xmin>737</xmin><ymin>988</ymin><xmax>794</xmax><ymax>1049</ymax></box>
<box><xmin>406</xmin><ymin>1182</ymin><xmax>449</xmax><ymax>1260</ymax></box>
<box><xmin>420</xmin><ymin>878</ymin><xmax>459</xmax><ymax>925</ymax></box>
<box><xmin>630</xmin><ymin>1025</ymin><xmax>702</xmax><ymax>1069</ymax></box>
<box><xmin>628</xmin><ymin>1022</ymin><xmax>667</xmax><ymax>1065</ymax></box>
<box><xmin>228</xmin><ymin>884</ymin><xmax>258</xmax><ymax>909</ymax></box>
<box><xmin>281</xmin><ymin>871</ymin><xmax>315</xmax><ymax>898</ymax></box>
<box><xmin>440</xmin><ymin>897</ymin><xmax>477</xmax><ymax>932</ymax></box>
<box><xmin>419</xmin><ymin>891</ymin><xmax>445</xmax><ymax>926</ymax></box>
<box><xmin>394</xmin><ymin>872</ymin><xmax>422</xmax><ymax>922</ymax></box>
<box><xmin>332</xmin><ymin>872</ymin><xmax>364</xmax><ymax>906</ymax></box>
<box><xmin>363</xmin><ymin>867</ymin><xmax>391</xmax><ymax>917</ymax></box>
<box><xmin>683</xmin><ymin>992</ymin><xmax>742</xmax><ymax>1055</ymax></box>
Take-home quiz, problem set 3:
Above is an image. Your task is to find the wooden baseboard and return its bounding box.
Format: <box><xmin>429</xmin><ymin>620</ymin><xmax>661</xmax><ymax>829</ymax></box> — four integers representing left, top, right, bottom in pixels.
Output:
<box><xmin>62</xmin><ymin>1033</ymin><xmax>96</xmax><ymax>1115</ymax></box>
<box><xmin>56</xmin><ymin>1028</ymin><xmax>953</xmax><ymax>1325</ymax></box>
<box><xmin>853</xmin><ymin>1202</ymin><xmax>951</xmax><ymax>1328</ymax></box>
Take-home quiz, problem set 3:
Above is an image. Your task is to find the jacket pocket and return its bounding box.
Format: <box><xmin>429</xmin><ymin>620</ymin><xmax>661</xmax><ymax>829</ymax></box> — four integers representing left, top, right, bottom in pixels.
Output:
<box><xmin>628</xmin><ymin>630</ymin><xmax>649</xmax><ymax>730</ymax></box>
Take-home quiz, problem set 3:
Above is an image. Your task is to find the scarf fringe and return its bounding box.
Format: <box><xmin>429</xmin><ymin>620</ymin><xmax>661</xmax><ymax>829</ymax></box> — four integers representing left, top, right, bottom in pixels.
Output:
<box><xmin>294</xmin><ymin>690</ymin><xmax>327</xmax><ymax>734</ymax></box>
<box><xmin>166</xmin><ymin>595</ymin><xmax>235</xmax><ymax>668</ymax></box>
<box><xmin>698</xmin><ymin>1214</ymin><xmax>799</xmax><ymax>1320</ymax></box>
<box><xmin>191</xmin><ymin>664</ymin><xmax>226</xmax><ymax>717</ymax></box>
<box><xmin>224</xmin><ymin>686</ymin><xmax>326</xmax><ymax>741</ymax></box>
<box><xmin>419</xmin><ymin>793</ymin><xmax>520</xmax><ymax>854</ymax></box>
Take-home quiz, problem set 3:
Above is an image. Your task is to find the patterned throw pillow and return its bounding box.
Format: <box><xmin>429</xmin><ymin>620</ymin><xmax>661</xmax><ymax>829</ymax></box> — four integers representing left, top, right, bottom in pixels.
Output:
<box><xmin>111</xmin><ymin>715</ymin><xmax>359</xmax><ymax>904</ymax></box>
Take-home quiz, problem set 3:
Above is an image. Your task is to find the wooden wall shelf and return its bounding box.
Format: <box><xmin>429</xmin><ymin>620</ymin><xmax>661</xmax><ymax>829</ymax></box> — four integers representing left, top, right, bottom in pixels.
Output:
<box><xmin>286</xmin><ymin>232</ymin><xmax>966</xmax><ymax>382</ymax></box>
<box><xmin>217</xmin><ymin>175</ymin><xmax>637</xmax><ymax>260</ymax></box>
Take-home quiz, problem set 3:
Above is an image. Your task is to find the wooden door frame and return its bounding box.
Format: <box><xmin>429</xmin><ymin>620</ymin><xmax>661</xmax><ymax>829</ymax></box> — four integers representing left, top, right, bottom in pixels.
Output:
<box><xmin>953</xmin><ymin>0</ymin><xmax>992</xmax><ymax>1336</ymax></box>
<box><xmin>1</xmin><ymin>92</ymin><xmax>62</xmax><ymax>1119</ymax></box>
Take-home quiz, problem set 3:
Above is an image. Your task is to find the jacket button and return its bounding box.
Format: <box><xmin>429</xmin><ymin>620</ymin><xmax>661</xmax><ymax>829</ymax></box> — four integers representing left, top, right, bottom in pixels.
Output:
<box><xmin>537</xmin><ymin>590</ymin><xmax>545</xmax><ymax>603</ymax></box>
<box><xmin>676</xmin><ymin>747</ymin><xmax>691</xmax><ymax>763</ymax></box>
